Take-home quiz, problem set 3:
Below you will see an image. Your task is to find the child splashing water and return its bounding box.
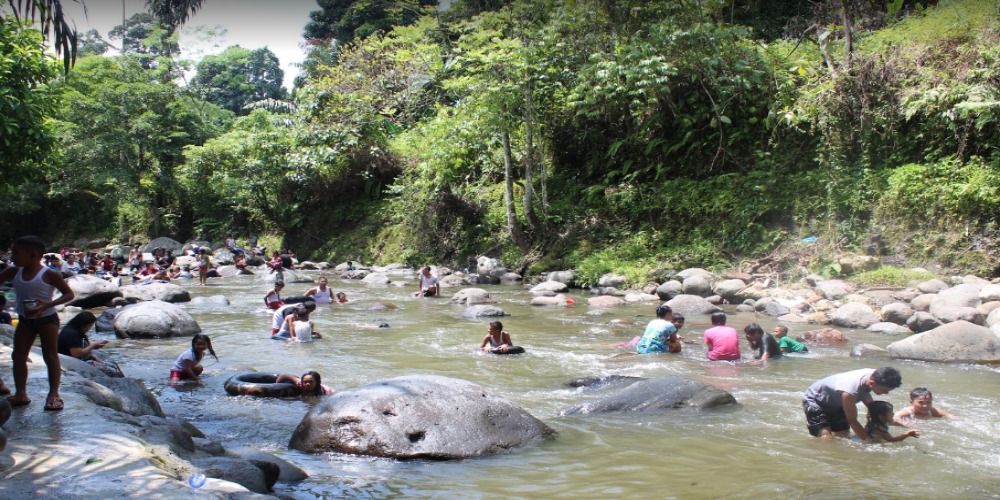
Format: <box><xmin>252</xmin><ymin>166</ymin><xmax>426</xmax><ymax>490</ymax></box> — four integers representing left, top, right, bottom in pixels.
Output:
<box><xmin>866</xmin><ymin>401</ymin><xmax>920</xmax><ymax>442</ymax></box>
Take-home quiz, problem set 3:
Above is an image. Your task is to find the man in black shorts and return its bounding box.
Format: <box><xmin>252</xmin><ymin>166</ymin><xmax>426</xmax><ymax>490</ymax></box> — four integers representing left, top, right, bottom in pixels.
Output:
<box><xmin>802</xmin><ymin>366</ymin><xmax>902</xmax><ymax>440</ymax></box>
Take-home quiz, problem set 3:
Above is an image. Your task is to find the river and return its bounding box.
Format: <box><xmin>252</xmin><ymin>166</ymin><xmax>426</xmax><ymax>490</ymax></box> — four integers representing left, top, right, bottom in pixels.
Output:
<box><xmin>93</xmin><ymin>271</ymin><xmax>1000</xmax><ymax>498</ymax></box>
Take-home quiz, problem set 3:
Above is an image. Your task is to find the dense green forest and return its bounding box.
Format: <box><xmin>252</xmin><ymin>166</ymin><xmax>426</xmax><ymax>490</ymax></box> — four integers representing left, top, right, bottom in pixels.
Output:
<box><xmin>2</xmin><ymin>0</ymin><xmax>999</xmax><ymax>282</ymax></box>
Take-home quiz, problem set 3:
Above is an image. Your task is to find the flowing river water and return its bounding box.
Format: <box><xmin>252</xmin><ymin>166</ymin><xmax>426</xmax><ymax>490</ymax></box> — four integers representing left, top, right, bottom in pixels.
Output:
<box><xmin>93</xmin><ymin>271</ymin><xmax>1000</xmax><ymax>498</ymax></box>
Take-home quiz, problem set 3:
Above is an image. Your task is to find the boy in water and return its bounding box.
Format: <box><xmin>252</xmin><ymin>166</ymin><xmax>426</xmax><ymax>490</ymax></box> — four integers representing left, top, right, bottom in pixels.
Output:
<box><xmin>774</xmin><ymin>325</ymin><xmax>808</xmax><ymax>353</ymax></box>
<box><xmin>895</xmin><ymin>387</ymin><xmax>954</xmax><ymax>420</ymax></box>
<box><xmin>1</xmin><ymin>236</ymin><xmax>76</xmax><ymax>411</ymax></box>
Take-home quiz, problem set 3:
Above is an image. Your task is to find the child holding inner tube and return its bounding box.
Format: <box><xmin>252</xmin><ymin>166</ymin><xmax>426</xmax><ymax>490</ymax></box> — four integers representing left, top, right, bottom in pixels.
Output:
<box><xmin>480</xmin><ymin>321</ymin><xmax>514</xmax><ymax>353</ymax></box>
<box><xmin>276</xmin><ymin>371</ymin><xmax>334</xmax><ymax>396</ymax></box>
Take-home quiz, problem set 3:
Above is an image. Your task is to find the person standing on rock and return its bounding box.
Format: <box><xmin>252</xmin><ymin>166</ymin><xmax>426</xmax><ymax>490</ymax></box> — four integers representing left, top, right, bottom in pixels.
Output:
<box><xmin>2</xmin><ymin>236</ymin><xmax>76</xmax><ymax>411</ymax></box>
<box><xmin>802</xmin><ymin>366</ymin><xmax>903</xmax><ymax>440</ymax></box>
<box><xmin>704</xmin><ymin>312</ymin><xmax>740</xmax><ymax>361</ymax></box>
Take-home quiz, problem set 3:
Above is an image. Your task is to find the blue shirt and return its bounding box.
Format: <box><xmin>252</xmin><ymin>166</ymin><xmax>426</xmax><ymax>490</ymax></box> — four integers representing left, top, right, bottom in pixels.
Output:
<box><xmin>636</xmin><ymin>319</ymin><xmax>677</xmax><ymax>354</ymax></box>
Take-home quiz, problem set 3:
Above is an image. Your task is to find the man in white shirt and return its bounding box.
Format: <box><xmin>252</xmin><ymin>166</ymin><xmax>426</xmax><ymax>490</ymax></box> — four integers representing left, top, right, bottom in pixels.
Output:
<box><xmin>415</xmin><ymin>266</ymin><xmax>440</xmax><ymax>297</ymax></box>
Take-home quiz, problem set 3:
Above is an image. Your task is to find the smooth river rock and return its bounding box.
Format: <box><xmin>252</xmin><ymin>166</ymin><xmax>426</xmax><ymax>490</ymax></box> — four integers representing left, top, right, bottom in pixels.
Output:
<box><xmin>881</xmin><ymin>302</ymin><xmax>914</xmax><ymax>325</ymax></box>
<box><xmin>460</xmin><ymin>305</ymin><xmax>509</xmax><ymax>318</ymax></box>
<box><xmin>121</xmin><ymin>282</ymin><xmax>191</xmax><ymax>303</ymax></box>
<box><xmin>828</xmin><ymin>302</ymin><xmax>879</xmax><ymax>329</ymax></box>
<box><xmin>530</xmin><ymin>281</ymin><xmax>569</xmax><ymax>294</ymax></box>
<box><xmin>114</xmin><ymin>300</ymin><xmax>201</xmax><ymax>339</ymax></box>
<box><xmin>666</xmin><ymin>294</ymin><xmax>723</xmax><ymax>315</ymax></box>
<box><xmin>797</xmin><ymin>328</ymin><xmax>848</xmax><ymax>344</ymax></box>
<box><xmin>451</xmin><ymin>288</ymin><xmax>495</xmax><ymax>306</ymax></box>
<box><xmin>887</xmin><ymin>320</ymin><xmax>1000</xmax><ymax>363</ymax></box>
<box><xmin>65</xmin><ymin>274</ymin><xmax>122</xmax><ymax>308</ymax></box>
<box><xmin>288</xmin><ymin>375</ymin><xmax>554</xmax><ymax>459</ymax></box>
<box><xmin>560</xmin><ymin>376</ymin><xmax>737</xmax><ymax>415</ymax></box>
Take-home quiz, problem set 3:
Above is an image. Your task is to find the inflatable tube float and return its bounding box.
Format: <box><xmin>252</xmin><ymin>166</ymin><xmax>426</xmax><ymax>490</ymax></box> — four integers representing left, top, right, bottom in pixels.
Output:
<box><xmin>283</xmin><ymin>295</ymin><xmax>311</xmax><ymax>304</ymax></box>
<box><xmin>224</xmin><ymin>373</ymin><xmax>301</xmax><ymax>398</ymax></box>
<box><xmin>490</xmin><ymin>346</ymin><xmax>525</xmax><ymax>355</ymax></box>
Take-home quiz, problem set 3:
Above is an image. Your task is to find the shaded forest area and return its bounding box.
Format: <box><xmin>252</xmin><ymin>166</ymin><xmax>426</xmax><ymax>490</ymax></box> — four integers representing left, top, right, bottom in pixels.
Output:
<box><xmin>2</xmin><ymin>0</ymin><xmax>999</xmax><ymax>282</ymax></box>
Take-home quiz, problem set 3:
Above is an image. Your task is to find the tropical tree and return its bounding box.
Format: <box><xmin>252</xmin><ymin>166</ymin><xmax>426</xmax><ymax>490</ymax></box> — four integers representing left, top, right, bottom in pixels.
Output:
<box><xmin>3</xmin><ymin>0</ymin><xmax>79</xmax><ymax>71</ymax></box>
<box><xmin>192</xmin><ymin>45</ymin><xmax>286</xmax><ymax>115</ymax></box>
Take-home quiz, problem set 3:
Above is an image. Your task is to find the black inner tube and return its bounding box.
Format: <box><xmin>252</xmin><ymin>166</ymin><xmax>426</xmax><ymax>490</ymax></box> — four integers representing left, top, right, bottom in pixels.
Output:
<box><xmin>224</xmin><ymin>372</ymin><xmax>301</xmax><ymax>397</ymax></box>
<box><xmin>490</xmin><ymin>346</ymin><xmax>525</xmax><ymax>355</ymax></box>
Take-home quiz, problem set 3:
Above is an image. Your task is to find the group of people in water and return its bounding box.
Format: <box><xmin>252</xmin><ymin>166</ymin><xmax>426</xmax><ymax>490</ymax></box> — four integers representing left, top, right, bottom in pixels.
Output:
<box><xmin>0</xmin><ymin>235</ymin><xmax>956</xmax><ymax>442</ymax></box>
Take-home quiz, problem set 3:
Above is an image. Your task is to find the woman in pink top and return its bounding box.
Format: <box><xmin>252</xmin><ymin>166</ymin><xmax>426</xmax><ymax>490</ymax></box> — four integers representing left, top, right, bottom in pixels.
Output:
<box><xmin>704</xmin><ymin>312</ymin><xmax>741</xmax><ymax>361</ymax></box>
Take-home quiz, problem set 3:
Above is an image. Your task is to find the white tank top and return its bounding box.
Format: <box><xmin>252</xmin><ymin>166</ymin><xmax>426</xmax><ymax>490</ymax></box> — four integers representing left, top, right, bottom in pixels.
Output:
<box><xmin>14</xmin><ymin>267</ymin><xmax>57</xmax><ymax>317</ymax></box>
<box><xmin>311</xmin><ymin>287</ymin><xmax>333</xmax><ymax>304</ymax></box>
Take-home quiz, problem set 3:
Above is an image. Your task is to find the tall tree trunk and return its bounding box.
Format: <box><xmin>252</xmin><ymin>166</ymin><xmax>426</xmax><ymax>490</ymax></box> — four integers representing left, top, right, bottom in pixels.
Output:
<box><xmin>522</xmin><ymin>85</ymin><xmax>538</xmax><ymax>230</ymax></box>
<box><xmin>840</xmin><ymin>0</ymin><xmax>854</xmax><ymax>70</ymax></box>
<box><xmin>500</xmin><ymin>116</ymin><xmax>529</xmax><ymax>252</ymax></box>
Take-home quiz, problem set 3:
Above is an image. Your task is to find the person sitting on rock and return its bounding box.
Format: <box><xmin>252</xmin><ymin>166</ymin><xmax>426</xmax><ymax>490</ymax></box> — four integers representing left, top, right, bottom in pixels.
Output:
<box><xmin>276</xmin><ymin>370</ymin><xmax>334</xmax><ymax>396</ymax></box>
<box><xmin>97</xmin><ymin>253</ymin><xmax>116</xmax><ymax>275</ymax></box>
<box><xmin>414</xmin><ymin>266</ymin><xmax>439</xmax><ymax>297</ymax></box>
<box><xmin>58</xmin><ymin>311</ymin><xmax>124</xmax><ymax>378</ymax></box>
<box><xmin>170</xmin><ymin>333</ymin><xmax>218</xmax><ymax>383</ymax></box>
<box><xmin>133</xmin><ymin>261</ymin><xmax>160</xmax><ymax>282</ymax></box>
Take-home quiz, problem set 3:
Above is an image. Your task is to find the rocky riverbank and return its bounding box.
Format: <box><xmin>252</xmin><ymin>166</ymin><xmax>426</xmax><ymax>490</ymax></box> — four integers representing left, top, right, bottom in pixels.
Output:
<box><xmin>0</xmin><ymin>330</ymin><xmax>307</xmax><ymax>499</ymax></box>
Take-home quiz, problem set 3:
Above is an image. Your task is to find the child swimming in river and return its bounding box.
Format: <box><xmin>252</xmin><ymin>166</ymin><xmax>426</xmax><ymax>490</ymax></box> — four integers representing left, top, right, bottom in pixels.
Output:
<box><xmin>895</xmin><ymin>387</ymin><xmax>955</xmax><ymax>420</ymax></box>
<box><xmin>866</xmin><ymin>401</ymin><xmax>920</xmax><ymax>442</ymax></box>
<box><xmin>170</xmin><ymin>334</ymin><xmax>218</xmax><ymax>383</ymax></box>
<box><xmin>480</xmin><ymin>321</ymin><xmax>515</xmax><ymax>353</ymax></box>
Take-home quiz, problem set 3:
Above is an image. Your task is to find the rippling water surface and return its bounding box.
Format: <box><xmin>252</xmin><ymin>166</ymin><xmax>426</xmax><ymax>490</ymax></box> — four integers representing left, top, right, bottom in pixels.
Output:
<box><xmin>94</xmin><ymin>272</ymin><xmax>1000</xmax><ymax>498</ymax></box>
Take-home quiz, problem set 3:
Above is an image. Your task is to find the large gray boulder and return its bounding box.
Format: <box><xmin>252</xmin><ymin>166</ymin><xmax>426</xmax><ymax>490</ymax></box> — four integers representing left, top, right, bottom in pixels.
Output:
<box><xmin>191</xmin><ymin>457</ymin><xmax>267</xmax><ymax>494</ymax></box>
<box><xmin>681</xmin><ymin>274</ymin><xmax>713</xmax><ymax>297</ymax></box>
<box><xmin>226</xmin><ymin>447</ymin><xmax>309</xmax><ymax>482</ymax></box>
<box><xmin>910</xmin><ymin>293</ymin><xmax>936</xmax><ymax>312</ymax></box>
<box><xmin>121</xmin><ymin>283</ymin><xmax>191</xmax><ymax>303</ymax></box>
<box><xmin>917</xmin><ymin>279</ymin><xmax>950</xmax><ymax>294</ymax></box>
<box><xmin>655</xmin><ymin>280</ymin><xmax>683</xmax><ymax>301</ymax></box>
<box><xmin>254</xmin><ymin>268</ymin><xmax>313</xmax><ymax>284</ymax></box>
<box><xmin>881</xmin><ymin>303</ymin><xmax>914</xmax><ymax>325</ymax></box>
<box><xmin>288</xmin><ymin>375</ymin><xmax>554</xmax><ymax>459</ymax></box>
<box><xmin>141</xmin><ymin>237</ymin><xmax>183</xmax><ymax>254</ymax></box>
<box><xmin>532</xmin><ymin>294</ymin><xmax>569</xmax><ymax>306</ymax></box>
<box><xmin>676</xmin><ymin>268</ymin><xmax>713</xmax><ymax>280</ymax></box>
<box><xmin>461</xmin><ymin>305</ymin><xmax>509</xmax><ymax>318</ymax></box>
<box><xmin>530</xmin><ymin>281</ymin><xmax>569</xmax><ymax>294</ymax></box>
<box><xmin>476</xmin><ymin>257</ymin><xmax>506</xmax><ymax>277</ymax></box>
<box><xmin>95</xmin><ymin>307</ymin><xmax>126</xmax><ymax>333</ymax></box>
<box><xmin>598</xmin><ymin>274</ymin><xmax>626</xmax><ymax>288</ymax></box>
<box><xmin>887</xmin><ymin>321</ymin><xmax>1000</xmax><ymax>363</ymax></box>
<box><xmin>980</xmin><ymin>284</ymin><xmax>1000</xmax><ymax>302</ymax></box>
<box><xmin>547</xmin><ymin>270</ymin><xmax>577</xmax><ymax>286</ymax></box>
<box><xmin>989</xmin><ymin>308</ymin><xmax>1000</xmax><ymax>328</ymax></box>
<box><xmin>560</xmin><ymin>376</ymin><xmax>736</xmax><ymax>415</ymax></box>
<box><xmin>361</xmin><ymin>272</ymin><xmax>391</xmax><ymax>285</ymax></box>
<box><xmin>214</xmin><ymin>265</ymin><xmax>246</xmax><ymax>278</ymax></box>
<box><xmin>114</xmin><ymin>300</ymin><xmax>201</xmax><ymax>339</ymax></box>
<box><xmin>666</xmin><ymin>294</ymin><xmax>723</xmax><ymax>315</ymax></box>
<box><xmin>78</xmin><ymin>377</ymin><xmax>165</xmax><ymax>417</ymax></box>
<box><xmin>828</xmin><ymin>302</ymin><xmax>879</xmax><ymax>329</ymax></box>
<box><xmin>929</xmin><ymin>304</ymin><xmax>985</xmax><ymax>325</ymax></box>
<box><xmin>587</xmin><ymin>295</ymin><xmax>626</xmax><ymax>307</ymax></box>
<box><xmin>907</xmin><ymin>312</ymin><xmax>943</xmax><ymax>333</ymax></box>
<box><xmin>65</xmin><ymin>274</ymin><xmax>122</xmax><ymax>308</ymax></box>
<box><xmin>815</xmin><ymin>279</ymin><xmax>855</xmax><ymax>300</ymax></box>
<box><xmin>712</xmin><ymin>279</ymin><xmax>747</xmax><ymax>302</ymax></box>
<box><xmin>212</xmin><ymin>248</ymin><xmax>236</xmax><ymax>266</ymax></box>
<box><xmin>868</xmin><ymin>322</ymin><xmax>912</xmax><ymax>334</ymax></box>
<box><xmin>934</xmin><ymin>283</ymin><xmax>983</xmax><ymax>308</ymax></box>
<box><xmin>451</xmin><ymin>288</ymin><xmax>495</xmax><ymax>306</ymax></box>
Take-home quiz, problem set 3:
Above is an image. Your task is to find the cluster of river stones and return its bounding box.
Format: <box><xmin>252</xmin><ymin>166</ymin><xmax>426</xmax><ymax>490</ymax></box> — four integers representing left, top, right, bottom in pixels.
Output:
<box><xmin>4</xmin><ymin>239</ymin><xmax>1000</xmax><ymax>494</ymax></box>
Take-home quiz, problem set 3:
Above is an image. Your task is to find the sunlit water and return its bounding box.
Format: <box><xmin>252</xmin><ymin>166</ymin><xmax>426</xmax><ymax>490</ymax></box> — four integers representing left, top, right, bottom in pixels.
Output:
<box><xmin>91</xmin><ymin>271</ymin><xmax>1000</xmax><ymax>498</ymax></box>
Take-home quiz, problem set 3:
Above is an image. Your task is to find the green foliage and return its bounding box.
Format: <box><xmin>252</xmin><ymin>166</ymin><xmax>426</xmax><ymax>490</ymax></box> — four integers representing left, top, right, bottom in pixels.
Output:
<box><xmin>0</xmin><ymin>18</ymin><xmax>60</xmax><ymax>184</ymax></box>
<box><xmin>880</xmin><ymin>157</ymin><xmax>1000</xmax><ymax>219</ymax></box>
<box><xmin>851</xmin><ymin>266</ymin><xmax>938</xmax><ymax>287</ymax></box>
<box><xmin>303</xmin><ymin>0</ymin><xmax>439</xmax><ymax>46</ymax></box>
<box><xmin>192</xmin><ymin>45</ymin><xmax>286</xmax><ymax>115</ymax></box>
